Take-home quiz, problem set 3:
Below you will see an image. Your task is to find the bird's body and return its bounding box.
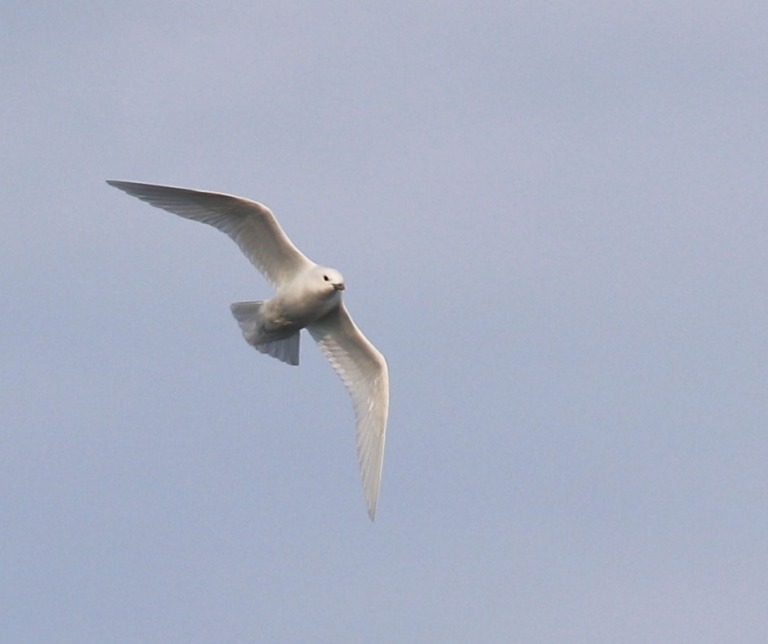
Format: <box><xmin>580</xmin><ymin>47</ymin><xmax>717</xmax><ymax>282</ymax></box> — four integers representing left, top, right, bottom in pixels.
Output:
<box><xmin>107</xmin><ymin>180</ymin><xmax>389</xmax><ymax>519</ymax></box>
<box><xmin>231</xmin><ymin>265</ymin><xmax>346</xmax><ymax>365</ymax></box>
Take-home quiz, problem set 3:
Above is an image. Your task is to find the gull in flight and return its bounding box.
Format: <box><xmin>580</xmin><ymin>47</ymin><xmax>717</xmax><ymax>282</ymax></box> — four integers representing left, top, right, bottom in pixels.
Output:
<box><xmin>107</xmin><ymin>180</ymin><xmax>389</xmax><ymax>519</ymax></box>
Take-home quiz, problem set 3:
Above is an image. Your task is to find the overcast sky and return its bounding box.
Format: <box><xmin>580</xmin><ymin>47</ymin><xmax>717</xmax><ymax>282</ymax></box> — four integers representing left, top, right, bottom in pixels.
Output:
<box><xmin>3</xmin><ymin>2</ymin><xmax>768</xmax><ymax>642</ymax></box>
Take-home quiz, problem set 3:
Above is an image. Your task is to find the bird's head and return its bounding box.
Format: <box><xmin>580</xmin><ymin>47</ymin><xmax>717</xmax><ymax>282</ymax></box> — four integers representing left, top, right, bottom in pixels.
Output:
<box><xmin>315</xmin><ymin>265</ymin><xmax>346</xmax><ymax>295</ymax></box>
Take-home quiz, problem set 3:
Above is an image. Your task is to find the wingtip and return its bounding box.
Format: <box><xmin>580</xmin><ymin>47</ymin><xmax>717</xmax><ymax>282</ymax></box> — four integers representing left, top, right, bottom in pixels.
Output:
<box><xmin>106</xmin><ymin>179</ymin><xmax>141</xmax><ymax>190</ymax></box>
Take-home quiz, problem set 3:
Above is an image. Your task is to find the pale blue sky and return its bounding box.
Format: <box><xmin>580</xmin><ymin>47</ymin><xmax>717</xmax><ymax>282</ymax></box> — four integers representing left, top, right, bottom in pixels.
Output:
<box><xmin>3</xmin><ymin>2</ymin><xmax>768</xmax><ymax>642</ymax></box>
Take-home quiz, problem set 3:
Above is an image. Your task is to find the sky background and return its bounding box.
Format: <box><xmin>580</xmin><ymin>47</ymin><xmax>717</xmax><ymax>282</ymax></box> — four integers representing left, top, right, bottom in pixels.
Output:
<box><xmin>3</xmin><ymin>2</ymin><xmax>768</xmax><ymax>642</ymax></box>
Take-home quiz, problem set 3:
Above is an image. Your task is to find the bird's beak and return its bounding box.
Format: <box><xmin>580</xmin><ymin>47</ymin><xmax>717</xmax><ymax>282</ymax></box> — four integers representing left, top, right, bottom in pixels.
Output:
<box><xmin>334</xmin><ymin>283</ymin><xmax>346</xmax><ymax>291</ymax></box>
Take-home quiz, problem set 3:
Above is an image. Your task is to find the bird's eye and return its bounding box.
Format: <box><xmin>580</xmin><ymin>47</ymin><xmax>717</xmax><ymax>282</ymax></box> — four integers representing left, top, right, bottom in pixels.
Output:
<box><xmin>323</xmin><ymin>275</ymin><xmax>329</xmax><ymax>281</ymax></box>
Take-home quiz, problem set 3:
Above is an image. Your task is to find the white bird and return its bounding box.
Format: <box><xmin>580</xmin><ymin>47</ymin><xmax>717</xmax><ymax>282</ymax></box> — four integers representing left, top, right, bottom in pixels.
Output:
<box><xmin>107</xmin><ymin>180</ymin><xmax>389</xmax><ymax>520</ymax></box>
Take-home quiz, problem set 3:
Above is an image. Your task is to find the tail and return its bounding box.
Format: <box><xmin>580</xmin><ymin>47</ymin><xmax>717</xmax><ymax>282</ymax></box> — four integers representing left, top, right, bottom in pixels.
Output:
<box><xmin>230</xmin><ymin>301</ymin><xmax>300</xmax><ymax>366</ymax></box>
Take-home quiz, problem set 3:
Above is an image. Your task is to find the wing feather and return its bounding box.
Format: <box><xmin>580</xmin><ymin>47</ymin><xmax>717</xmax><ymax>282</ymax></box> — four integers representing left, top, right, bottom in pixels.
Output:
<box><xmin>107</xmin><ymin>181</ymin><xmax>313</xmax><ymax>287</ymax></box>
<box><xmin>308</xmin><ymin>304</ymin><xmax>389</xmax><ymax>520</ymax></box>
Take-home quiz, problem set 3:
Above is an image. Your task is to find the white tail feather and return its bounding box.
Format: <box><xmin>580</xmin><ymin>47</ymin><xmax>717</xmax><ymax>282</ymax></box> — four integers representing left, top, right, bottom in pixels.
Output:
<box><xmin>254</xmin><ymin>333</ymin><xmax>300</xmax><ymax>365</ymax></box>
<box><xmin>230</xmin><ymin>301</ymin><xmax>300</xmax><ymax>366</ymax></box>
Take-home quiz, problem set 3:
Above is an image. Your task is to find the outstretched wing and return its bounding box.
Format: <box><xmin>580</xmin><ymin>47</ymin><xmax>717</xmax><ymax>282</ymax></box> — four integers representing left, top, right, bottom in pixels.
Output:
<box><xmin>308</xmin><ymin>304</ymin><xmax>389</xmax><ymax>520</ymax></box>
<box><xmin>107</xmin><ymin>181</ymin><xmax>314</xmax><ymax>287</ymax></box>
